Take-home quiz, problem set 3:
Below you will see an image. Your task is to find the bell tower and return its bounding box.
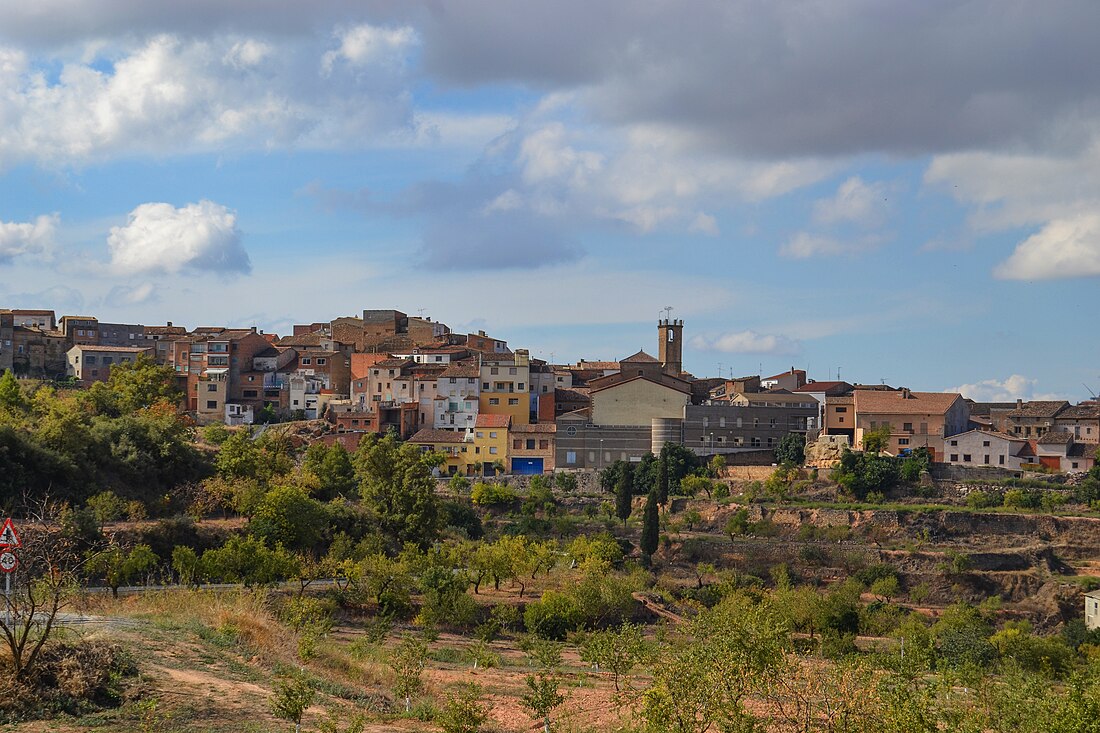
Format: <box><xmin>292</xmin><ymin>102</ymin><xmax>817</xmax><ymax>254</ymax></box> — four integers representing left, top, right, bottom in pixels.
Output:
<box><xmin>658</xmin><ymin>316</ymin><xmax>683</xmax><ymax>376</ymax></box>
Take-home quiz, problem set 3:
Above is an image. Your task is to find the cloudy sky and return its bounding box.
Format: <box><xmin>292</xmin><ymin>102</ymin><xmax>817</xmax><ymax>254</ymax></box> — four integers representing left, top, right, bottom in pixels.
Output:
<box><xmin>2</xmin><ymin>1</ymin><xmax>1098</xmax><ymax>402</ymax></box>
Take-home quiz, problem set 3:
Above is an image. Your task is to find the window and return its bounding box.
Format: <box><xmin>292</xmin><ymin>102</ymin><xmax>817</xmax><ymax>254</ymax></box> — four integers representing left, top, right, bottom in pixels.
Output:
<box><xmin>244</xmin><ymin>390</ymin><xmax>258</xmax><ymax>398</ymax></box>
<box><xmin>983</xmin><ymin>455</ymin><xmax>990</xmax><ymax>464</ymax></box>
<box><xmin>301</xmin><ymin>358</ymin><xmax>311</xmax><ymax>365</ymax></box>
<box><xmin>489</xmin><ymin>447</ymin><xmax>498</xmax><ymax>455</ymax></box>
<box><xmin>513</xmin><ymin>439</ymin><xmax>523</xmax><ymax>449</ymax></box>
<box><xmin>769</xmin><ymin>418</ymin><xmax>777</xmax><ymax>427</ymax></box>
<box><xmin>838</xmin><ymin>417</ymin><xmax>845</xmax><ymax>423</ymax></box>
<box><xmin>508</xmin><ymin>398</ymin><xmax>519</xmax><ymax>405</ymax></box>
<box><xmin>753</xmin><ymin>417</ymin><xmax>759</xmax><ymax>427</ymax></box>
<box><xmin>898</xmin><ymin>438</ymin><xmax>910</xmax><ymax>446</ymax></box>
<box><xmin>751</xmin><ymin>437</ymin><xmax>761</xmax><ymax>447</ymax></box>
<box><xmin>719</xmin><ymin>417</ymin><xmax>726</xmax><ymax>428</ymax></box>
<box><xmin>489</xmin><ymin>431</ymin><xmax>497</xmax><ymax>438</ymax></box>
<box><xmin>539</xmin><ymin>440</ymin><xmax>549</xmax><ymax>449</ymax></box>
<box><xmin>518</xmin><ymin>382</ymin><xmax>525</xmax><ymax>390</ymax></box>
<box><xmin>489</xmin><ymin>398</ymin><xmax>499</xmax><ymax>405</ymax></box>
<box><xmin>982</xmin><ymin>440</ymin><xmax>990</xmax><ymax>447</ymax></box>
<box><xmin>526</xmin><ymin>439</ymin><xmax>536</xmax><ymax>450</ymax></box>
<box><xmin>962</xmin><ymin>454</ymin><xmax>972</xmax><ymax>462</ymax></box>
<box><xmin>566</xmin><ymin>451</ymin><xmax>577</xmax><ymax>464</ymax></box>
<box><xmin>950</xmin><ymin>440</ymin><xmax>958</xmax><ymax>446</ymax></box>
<box><xmin>248</xmin><ymin>376</ymin><xmax>255</xmax><ymax>382</ymax></box>
<box><xmin>736</xmin><ymin>417</ymin><xmax>742</xmax><ymax>428</ymax></box>
<box><xmin>509</xmin><ymin>367</ymin><xmax>517</xmax><ymax>375</ymax></box>
<box><xmin>206</xmin><ymin>400</ymin><xmax>218</xmax><ymax>409</ymax></box>
<box><xmin>490</xmin><ymin>367</ymin><xmax>499</xmax><ymax>375</ymax></box>
<box><xmin>835</xmin><ymin>406</ymin><xmax>847</xmax><ymax>413</ymax></box>
<box><xmin>702</xmin><ymin>417</ymin><xmax>709</xmax><ymax>428</ymax></box>
<box><xmin>207</xmin><ymin>383</ymin><xmax>218</xmax><ymax>392</ymax></box>
<box><xmin>950</xmin><ymin>454</ymin><xmax>959</xmax><ymax>462</ymax></box>
<box><xmin>483</xmin><ymin>382</ymin><xmax>490</xmax><ymax>390</ymax></box>
<box><xmin>316</xmin><ymin>358</ymin><xmax>326</xmax><ymax>365</ymax></box>
<box><xmin>85</xmin><ymin>355</ymin><xmax>97</xmax><ymax>364</ymax></box>
<box><xmin>476</xmin><ymin>432</ymin><xmax>484</xmax><ymax>439</ymax></box>
<box><xmin>102</xmin><ymin>357</ymin><xmax>114</xmax><ymax>365</ymax></box>
<box><xmin>903</xmin><ymin>422</ymin><xmax>913</xmax><ymax>432</ymax></box>
<box><xmin>1073</xmin><ymin>462</ymin><xmax>1080</xmax><ymax>469</ymax></box>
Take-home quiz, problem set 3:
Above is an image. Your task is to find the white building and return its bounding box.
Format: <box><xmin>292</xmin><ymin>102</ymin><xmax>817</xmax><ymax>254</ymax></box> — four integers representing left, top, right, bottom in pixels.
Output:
<box><xmin>943</xmin><ymin>430</ymin><xmax>1027</xmax><ymax>470</ymax></box>
<box><xmin>434</xmin><ymin>363</ymin><xmax>480</xmax><ymax>431</ymax></box>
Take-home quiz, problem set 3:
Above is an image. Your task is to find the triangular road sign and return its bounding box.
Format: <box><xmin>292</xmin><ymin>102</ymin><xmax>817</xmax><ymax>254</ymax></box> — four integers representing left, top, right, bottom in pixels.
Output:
<box><xmin>0</xmin><ymin>518</ymin><xmax>20</xmax><ymax>548</ymax></box>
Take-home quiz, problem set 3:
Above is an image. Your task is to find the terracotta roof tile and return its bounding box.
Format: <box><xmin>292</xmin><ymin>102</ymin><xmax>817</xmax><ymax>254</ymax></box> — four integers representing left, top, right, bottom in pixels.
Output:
<box><xmin>1008</xmin><ymin>400</ymin><xmax>1070</xmax><ymax>418</ymax></box>
<box><xmin>854</xmin><ymin>390</ymin><xmax>963</xmax><ymax>416</ymax></box>
<box><xmin>475</xmin><ymin>414</ymin><xmax>511</xmax><ymax>428</ymax></box>
<box><xmin>408</xmin><ymin>429</ymin><xmax>466</xmax><ymax>444</ymax></box>
<box><xmin>512</xmin><ymin>423</ymin><xmax>556</xmax><ymax>433</ymax></box>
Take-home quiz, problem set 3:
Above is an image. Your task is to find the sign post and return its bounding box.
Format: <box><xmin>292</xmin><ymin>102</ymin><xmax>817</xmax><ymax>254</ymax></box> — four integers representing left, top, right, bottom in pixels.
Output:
<box><xmin>0</xmin><ymin>518</ymin><xmax>20</xmax><ymax>630</ymax></box>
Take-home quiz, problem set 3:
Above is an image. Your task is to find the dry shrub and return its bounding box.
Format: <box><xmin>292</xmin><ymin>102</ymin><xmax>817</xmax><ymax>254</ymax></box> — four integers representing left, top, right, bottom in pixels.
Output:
<box><xmin>0</xmin><ymin>641</ymin><xmax>137</xmax><ymax>722</ymax></box>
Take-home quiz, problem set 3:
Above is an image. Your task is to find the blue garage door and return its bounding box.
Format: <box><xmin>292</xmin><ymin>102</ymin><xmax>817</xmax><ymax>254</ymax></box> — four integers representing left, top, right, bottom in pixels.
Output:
<box><xmin>512</xmin><ymin>458</ymin><xmax>544</xmax><ymax>475</ymax></box>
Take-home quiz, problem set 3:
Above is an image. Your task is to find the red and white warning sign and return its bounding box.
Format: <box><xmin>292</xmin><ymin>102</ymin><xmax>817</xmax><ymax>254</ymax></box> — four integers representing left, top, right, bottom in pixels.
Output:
<box><xmin>0</xmin><ymin>551</ymin><xmax>16</xmax><ymax>573</ymax></box>
<box><xmin>0</xmin><ymin>519</ymin><xmax>20</xmax><ymax>548</ymax></box>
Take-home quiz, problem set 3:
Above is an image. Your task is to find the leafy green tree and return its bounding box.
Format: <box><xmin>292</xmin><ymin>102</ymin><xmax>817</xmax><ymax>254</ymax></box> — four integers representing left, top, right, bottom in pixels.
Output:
<box><xmin>171</xmin><ymin>545</ymin><xmax>203</xmax><ymax>587</ymax></box>
<box><xmin>600</xmin><ymin>460</ymin><xmax>628</xmax><ymax>493</ymax></box>
<box><xmin>249</xmin><ymin>484</ymin><xmax>328</xmax><ymax>552</ymax></box>
<box><xmin>832</xmin><ymin>449</ymin><xmax>900</xmax><ymax>500</ymax></box>
<box><xmin>615</xmin><ymin>462</ymin><xmax>634</xmax><ymax>526</ymax></box>
<box><xmin>775</xmin><ymin>433</ymin><xmax>806</xmax><ymax>465</ymax></box>
<box><xmin>450</xmin><ymin>474</ymin><xmax>471</xmax><ymax>494</ymax></box>
<box><xmin>356</xmin><ymin>552</ymin><xmax>413</xmax><ymax>615</ymax></box>
<box><xmin>524</xmin><ymin>591</ymin><xmax>582</xmax><ymax>640</ymax></box>
<box><xmin>437</xmin><ymin>683</ymin><xmax>489</xmax><ymax>733</ymax></box>
<box><xmin>389</xmin><ymin>635</ymin><xmax>428</xmax><ymax>713</ymax></box>
<box><xmin>553</xmin><ymin>472</ymin><xmax>577</xmax><ymax>492</ymax></box>
<box><xmin>642</xmin><ymin>596</ymin><xmax>788</xmax><ymax>733</ymax></box>
<box><xmin>357</xmin><ymin>434</ymin><xmax>441</xmax><ymax>549</ymax></box>
<box><xmin>215</xmin><ymin>429</ymin><xmax>261</xmax><ymax>480</ymax></box>
<box><xmin>640</xmin><ymin>491</ymin><xmax>659</xmax><ymax>557</ymax></box>
<box><xmin>521</xmin><ymin>672</ymin><xmax>565</xmax><ymax>733</ymax></box>
<box><xmin>634</xmin><ymin>452</ymin><xmax>658</xmax><ymax>495</ymax></box>
<box><xmin>659</xmin><ymin>442</ymin><xmax>698</xmax><ymax>497</ymax></box>
<box><xmin>201</xmin><ymin>535</ymin><xmax>299</xmax><ymax>586</ymax></box>
<box><xmin>86</xmin><ymin>490</ymin><xmax>127</xmax><ymax>523</ymax></box>
<box><xmin>471</xmin><ymin>481</ymin><xmax>517</xmax><ymax>506</ymax></box>
<box><xmin>105</xmin><ymin>354</ymin><xmax>182</xmax><ymax>413</ymax></box>
<box><xmin>306</xmin><ymin>441</ymin><xmax>358</xmax><ymax>499</ymax></box>
<box><xmin>862</xmin><ymin>425</ymin><xmax>892</xmax><ymax>453</ymax></box>
<box><xmin>271</xmin><ymin>670</ymin><xmax>315</xmax><ymax>733</ymax></box>
<box><xmin>580</xmin><ymin>623</ymin><xmax>650</xmax><ymax>691</ymax></box>
<box><xmin>679</xmin><ymin>475</ymin><xmax>715</xmax><ymax>499</ymax></box>
<box><xmin>86</xmin><ymin>543</ymin><xmax>159</xmax><ymax>598</ymax></box>
<box><xmin>0</xmin><ymin>369</ymin><xmax>25</xmax><ymax>411</ymax></box>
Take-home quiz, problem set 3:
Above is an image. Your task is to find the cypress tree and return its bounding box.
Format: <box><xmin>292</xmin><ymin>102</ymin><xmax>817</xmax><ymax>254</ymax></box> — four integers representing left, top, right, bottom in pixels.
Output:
<box><xmin>655</xmin><ymin>450</ymin><xmax>669</xmax><ymax>506</ymax></box>
<box><xmin>615</xmin><ymin>463</ymin><xmax>634</xmax><ymax>527</ymax></box>
<box><xmin>640</xmin><ymin>491</ymin><xmax>659</xmax><ymax>557</ymax></box>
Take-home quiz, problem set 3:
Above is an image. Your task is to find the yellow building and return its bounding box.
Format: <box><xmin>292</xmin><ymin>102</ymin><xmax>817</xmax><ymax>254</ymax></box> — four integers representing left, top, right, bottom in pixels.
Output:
<box><xmin>407</xmin><ymin>429</ymin><xmax>475</xmax><ymax>476</ymax></box>
<box><xmin>472</xmin><ymin>414</ymin><xmax>511</xmax><ymax>473</ymax></box>
<box><xmin>478</xmin><ymin>350</ymin><xmax>531</xmax><ymax>425</ymax></box>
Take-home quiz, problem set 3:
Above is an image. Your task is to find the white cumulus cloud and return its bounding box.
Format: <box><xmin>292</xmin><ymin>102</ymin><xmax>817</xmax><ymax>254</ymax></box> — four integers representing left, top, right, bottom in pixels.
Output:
<box><xmin>107</xmin><ymin>200</ymin><xmax>249</xmax><ymax>275</ymax></box>
<box><xmin>993</xmin><ymin>214</ymin><xmax>1100</xmax><ymax>280</ymax></box>
<box><xmin>950</xmin><ymin>374</ymin><xmax>1061</xmax><ymax>402</ymax></box>
<box><xmin>322</xmin><ymin>24</ymin><xmax>417</xmax><ymax>73</ymax></box>
<box><xmin>812</xmin><ymin>176</ymin><xmax>889</xmax><ymax>226</ymax></box>
<box><xmin>0</xmin><ymin>213</ymin><xmax>58</xmax><ymax>263</ymax></box>
<box><xmin>690</xmin><ymin>330</ymin><xmax>800</xmax><ymax>356</ymax></box>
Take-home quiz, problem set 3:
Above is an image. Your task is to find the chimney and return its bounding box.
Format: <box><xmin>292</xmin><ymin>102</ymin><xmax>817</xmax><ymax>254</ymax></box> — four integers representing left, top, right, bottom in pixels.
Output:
<box><xmin>167</xmin><ymin>321</ymin><xmax>173</xmax><ymax>327</ymax></box>
<box><xmin>250</xmin><ymin>326</ymin><xmax>257</xmax><ymax>334</ymax></box>
<box><xmin>478</xmin><ymin>330</ymin><xmax>487</xmax><ymax>337</ymax></box>
<box><xmin>901</xmin><ymin>388</ymin><xmax>912</xmax><ymax>399</ymax></box>
<box><xmin>1017</xmin><ymin>398</ymin><xmax>1023</xmax><ymax>409</ymax></box>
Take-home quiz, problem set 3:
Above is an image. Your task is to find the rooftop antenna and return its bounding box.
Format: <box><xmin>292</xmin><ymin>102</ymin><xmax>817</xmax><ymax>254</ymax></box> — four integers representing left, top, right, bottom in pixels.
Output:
<box><xmin>662</xmin><ymin>306</ymin><xmax>674</xmax><ymax>321</ymax></box>
<box><xmin>837</xmin><ymin>367</ymin><xmax>842</xmax><ymax>381</ymax></box>
<box><xmin>1084</xmin><ymin>383</ymin><xmax>1098</xmax><ymax>399</ymax></box>
<box><xmin>417</xmin><ymin>308</ymin><xmax>425</xmax><ymax>318</ymax></box>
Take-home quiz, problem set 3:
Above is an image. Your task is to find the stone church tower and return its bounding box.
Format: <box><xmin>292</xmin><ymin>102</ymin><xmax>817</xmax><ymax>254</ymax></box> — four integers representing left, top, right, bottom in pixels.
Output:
<box><xmin>657</xmin><ymin>318</ymin><xmax>683</xmax><ymax>376</ymax></box>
